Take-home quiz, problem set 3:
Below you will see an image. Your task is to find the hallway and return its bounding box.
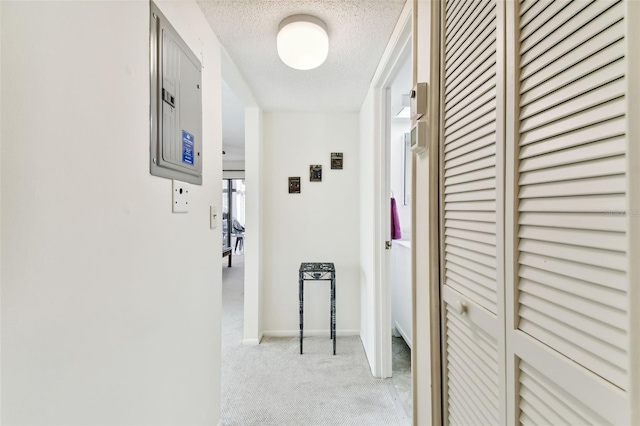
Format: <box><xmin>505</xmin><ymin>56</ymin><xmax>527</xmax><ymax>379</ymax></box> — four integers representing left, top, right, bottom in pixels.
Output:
<box><xmin>221</xmin><ymin>257</ymin><xmax>408</xmax><ymax>425</ymax></box>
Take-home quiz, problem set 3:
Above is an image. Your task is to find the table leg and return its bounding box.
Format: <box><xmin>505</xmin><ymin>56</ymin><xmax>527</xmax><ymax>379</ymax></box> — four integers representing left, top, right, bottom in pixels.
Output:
<box><xmin>299</xmin><ymin>277</ymin><xmax>304</xmax><ymax>355</ymax></box>
<box><xmin>330</xmin><ymin>288</ymin><xmax>333</xmax><ymax>340</ymax></box>
<box><xmin>332</xmin><ymin>276</ymin><xmax>336</xmax><ymax>355</ymax></box>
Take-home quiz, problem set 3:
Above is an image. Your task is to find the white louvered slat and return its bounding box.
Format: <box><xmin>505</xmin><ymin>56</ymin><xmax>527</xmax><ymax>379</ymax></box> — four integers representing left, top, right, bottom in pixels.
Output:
<box><xmin>518</xmin><ymin>211</ymin><xmax>627</xmax><ymax>233</ymax></box>
<box><xmin>445</xmin><ymin>154</ymin><xmax>496</xmax><ymax>179</ymax></box>
<box><xmin>519</xmin><ymin>0</ymin><xmax>551</xmax><ymax>28</ymax></box>
<box><xmin>444</xmin><ymin>300</ymin><xmax>500</xmax><ymax>425</ymax></box>
<box><xmin>519</xmin><ymin>0</ymin><xmax>538</xmax><ymax>17</ymax></box>
<box><xmin>519</xmin><ymin>99</ymin><xmax>623</xmax><ymax>145</ymax></box>
<box><xmin>445</xmin><ymin>63</ymin><xmax>495</xmax><ymax>114</ymax></box>
<box><xmin>445</xmin><ymin>107</ymin><xmax>496</xmax><ymax>143</ymax></box>
<box><xmin>445</xmin><ymin>124</ymin><xmax>495</xmax><ymax>156</ymax></box>
<box><xmin>519</xmin><ymin>295</ymin><xmax>626</xmax><ymax>352</ymax></box>
<box><xmin>445</xmin><ymin>86</ymin><xmax>497</xmax><ymax>132</ymax></box>
<box><xmin>519</xmin><ymin>252</ymin><xmax>625</xmax><ymax>291</ymax></box>
<box><xmin>445</xmin><ymin>143</ymin><xmax>495</xmax><ymax>169</ymax></box>
<box><xmin>520</xmin><ymin>68</ymin><xmax>625</xmax><ymax>121</ymax></box>
<box><xmin>445</xmin><ymin>165</ymin><xmax>495</xmax><ymax>185</ymax></box>
<box><xmin>446</xmin><ymin>273</ymin><xmax>496</xmax><ymax>310</ymax></box>
<box><xmin>519</xmin><ymin>79</ymin><xmax>625</xmax><ymax>133</ymax></box>
<box><xmin>519</xmin><ymin>225</ymin><xmax>625</xmax><ymax>252</ymax></box>
<box><xmin>445</xmin><ymin>69</ymin><xmax>495</xmax><ymax>117</ymax></box>
<box><xmin>518</xmin><ymin>193</ymin><xmax>626</xmax><ymax>213</ymax></box>
<box><xmin>520</xmin><ymin>1</ymin><xmax>623</xmax><ymax>74</ymax></box>
<box><xmin>447</xmin><ymin>49</ymin><xmax>495</xmax><ymax>101</ymax></box>
<box><xmin>518</xmin><ymin>265</ymin><xmax>626</xmax><ymax>311</ymax></box>
<box><xmin>442</xmin><ymin>0</ymin><xmax>503</xmax><ymax>424</ymax></box>
<box><xmin>446</xmin><ymin>261</ymin><xmax>497</xmax><ymax>294</ymax></box>
<box><xmin>445</xmin><ymin>227</ymin><xmax>496</xmax><ymax>246</ymax></box>
<box><xmin>520</xmin><ymin>1</ymin><xmax>586</xmax><ymax>53</ymax></box>
<box><xmin>521</xmin><ymin>24</ymin><xmax>622</xmax><ymax>93</ymax></box>
<box><xmin>518</xmin><ymin>360</ymin><xmax>613</xmax><ymax>425</ymax></box>
<box><xmin>520</xmin><ymin>56</ymin><xmax>625</xmax><ymax>114</ymax></box>
<box><xmin>446</xmin><ymin>7</ymin><xmax>495</xmax><ymax>73</ymax></box>
<box><xmin>445</xmin><ymin>218</ymin><xmax>495</xmax><ymax>234</ymax></box>
<box><xmin>520</xmin><ymin>119</ymin><xmax>625</xmax><ymax>160</ymax></box>
<box><xmin>518</xmin><ymin>175</ymin><xmax>625</xmax><ymax>199</ymax></box>
<box><xmin>445</xmin><ymin>177</ymin><xmax>496</xmax><ymax>194</ymax></box>
<box><xmin>515</xmin><ymin>0</ymin><xmax>628</xmax><ymax>403</ymax></box>
<box><xmin>446</xmin><ymin>0</ymin><xmax>493</xmax><ymax>57</ymax></box>
<box><xmin>518</xmin><ymin>278</ymin><xmax>626</xmax><ymax>330</ymax></box>
<box><xmin>520</xmin><ymin>156</ymin><xmax>626</xmax><ymax>186</ymax></box>
<box><xmin>445</xmin><ymin>210</ymin><xmax>496</xmax><ymax>223</ymax></box>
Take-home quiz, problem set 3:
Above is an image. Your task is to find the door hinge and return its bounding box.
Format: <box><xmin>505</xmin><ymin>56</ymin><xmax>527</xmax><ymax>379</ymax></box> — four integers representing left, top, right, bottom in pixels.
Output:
<box><xmin>386</xmin><ymin>241</ymin><xmax>392</xmax><ymax>250</ymax></box>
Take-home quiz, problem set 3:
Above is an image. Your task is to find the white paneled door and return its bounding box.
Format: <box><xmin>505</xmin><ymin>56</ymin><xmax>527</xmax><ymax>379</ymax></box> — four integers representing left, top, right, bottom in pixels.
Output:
<box><xmin>439</xmin><ymin>0</ymin><xmax>633</xmax><ymax>424</ymax></box>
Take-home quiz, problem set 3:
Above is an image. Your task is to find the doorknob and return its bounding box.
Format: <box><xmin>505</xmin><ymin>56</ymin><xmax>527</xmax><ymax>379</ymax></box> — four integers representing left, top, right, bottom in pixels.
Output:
<box><xmin>457</xmin><ymin>300</ymin><xmax>467</xmax><ymax>315</ymax></box>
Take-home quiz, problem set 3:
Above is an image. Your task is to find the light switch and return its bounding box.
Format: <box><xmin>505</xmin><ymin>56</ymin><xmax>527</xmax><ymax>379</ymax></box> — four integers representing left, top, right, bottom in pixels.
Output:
<box><xmin>210</xmin><ymin>205</ymin><xmax>218</xmax><ymax>229</ymax></box>
<box><xmin>172</xmin><ymin>180</ymin><xmax>189</xmax><ymax>213</ymax></box>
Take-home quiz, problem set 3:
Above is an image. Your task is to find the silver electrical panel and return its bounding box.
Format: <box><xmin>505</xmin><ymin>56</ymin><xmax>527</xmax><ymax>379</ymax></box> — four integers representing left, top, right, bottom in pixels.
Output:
<box><xmin>150</xmin><ymin>2</ymin><xmax>202</xmax><ymax>185</ymax></box>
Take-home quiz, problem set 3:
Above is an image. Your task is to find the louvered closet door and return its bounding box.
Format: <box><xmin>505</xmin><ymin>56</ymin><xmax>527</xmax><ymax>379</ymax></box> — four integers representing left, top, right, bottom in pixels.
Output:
<box><xmin>440</xmin><ymin>0</ymin><xmax>506</xmax><ymax>424</ymax></box>
<box><xmin>507</xmin><ymin>0</ymin><xmax>630</xmax><ymax>423</ymax></box>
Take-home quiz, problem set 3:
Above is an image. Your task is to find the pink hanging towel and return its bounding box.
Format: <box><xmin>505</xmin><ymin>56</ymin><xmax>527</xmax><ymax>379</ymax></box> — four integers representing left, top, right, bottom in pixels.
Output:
<box><xmin>391</xmin><ymin>197</ymin><xmax>402</xmax><ymax>240</ymax></box>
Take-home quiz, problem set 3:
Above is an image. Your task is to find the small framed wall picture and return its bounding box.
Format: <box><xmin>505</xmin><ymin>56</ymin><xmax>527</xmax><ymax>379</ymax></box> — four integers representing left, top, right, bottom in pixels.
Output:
<box><xmin>331</xmin><ymin>152</ymin><xmax>343</xmax><ymax>170</ymax></box>
<box><xmin>310</xmin><ymin>165</ymin><xmax>322</xmax><ymax>182</ymax></box>
<box><xmin>289</xmin><ymin>177</ymin><xmax>301</xmax><ymax>193</ymax></box>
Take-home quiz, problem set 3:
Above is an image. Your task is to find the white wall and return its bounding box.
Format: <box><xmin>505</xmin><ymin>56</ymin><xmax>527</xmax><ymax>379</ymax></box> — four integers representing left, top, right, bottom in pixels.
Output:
<box><xmin>262</xmin><ymin>112</ymin><xmax>360</xmax><ymax>336</ymax></box>
<box><xmin>389</xmin><ymin>118</ymin><xmax>411</xmax><ymax>237</ymax></box>
<box><xmin>1</xmin><ymin>1</ymin><xmax>223</xmax><ymax>424</ymax></box>
<box><xmin>223</xmin><ymin>160</ymin><xmax>245</xmax><ymax>171</ymax></box>
<box><xmin>359</xmin><ymin>91</ymin><xmax>377</xmax><ymax>370</ymax></box>
<box><xmin>243</xmin><ymin>106</ymin><xmax>264</xmax><ymax>344</ymax></box>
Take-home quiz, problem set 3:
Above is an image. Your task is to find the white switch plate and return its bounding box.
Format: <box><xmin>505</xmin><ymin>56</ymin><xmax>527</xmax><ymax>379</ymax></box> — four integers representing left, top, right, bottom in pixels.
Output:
<box><xmin>172</xmin><ymin>180</ymin><xmax>189</xmax><ymax>213</ymax></box>
<box><xmin>210</xmin><ymin>205</ymin><xmax>218</xmax><ymax>229</ymax></box>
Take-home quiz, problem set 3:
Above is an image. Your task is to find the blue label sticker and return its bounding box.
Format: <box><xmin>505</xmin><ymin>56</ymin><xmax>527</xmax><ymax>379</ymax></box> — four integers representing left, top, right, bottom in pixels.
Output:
<box><xmin>182</xmin><ymin>130</ymin><xmax>195</xmax><ymax>166</ymax></box>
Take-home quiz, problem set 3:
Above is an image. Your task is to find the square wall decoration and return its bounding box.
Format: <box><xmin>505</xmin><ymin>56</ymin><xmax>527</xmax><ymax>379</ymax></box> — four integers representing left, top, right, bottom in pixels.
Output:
<box><xmin>289</xmin><ymin>177</ymin><xmax>301</xmax><ymax>193</ymax></box>
<box><xmin>310</xmin><ymin>165</ymin><xmax>322</xmax><ymax>182</ymax></box>
<box><xmin>331</xmin><ymin>152</ymin><xmax>343</xmax><ymax>170</ymax></box>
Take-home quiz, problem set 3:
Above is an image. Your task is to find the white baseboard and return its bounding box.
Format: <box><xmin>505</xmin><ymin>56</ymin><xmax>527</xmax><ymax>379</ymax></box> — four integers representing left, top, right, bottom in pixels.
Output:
<box><xmin>242</xmin><ymin>332</ymin><xmax>263</xmax><ymax>346</ymax></box>
<box><xmin>393</xmin><ymin>321</ymin><xmax>412</xmax><ymax>349</ymax></box>
<box><xmin>262</xmin><ymin>329</ymin><xmax>360</xmax><ymax>337</ymax></box>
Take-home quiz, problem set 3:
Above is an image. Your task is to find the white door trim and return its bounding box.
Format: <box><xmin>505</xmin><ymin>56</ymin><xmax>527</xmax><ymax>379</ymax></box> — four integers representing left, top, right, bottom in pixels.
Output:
<box><xmin>221</xmin><ymin>50</ymin><xmax>264</xmax><ymax>345</ymax></box>
<box><xmin>370</xmin><ymin>3</ymin><xmax>412</xmax><ymax>379</ymax></box>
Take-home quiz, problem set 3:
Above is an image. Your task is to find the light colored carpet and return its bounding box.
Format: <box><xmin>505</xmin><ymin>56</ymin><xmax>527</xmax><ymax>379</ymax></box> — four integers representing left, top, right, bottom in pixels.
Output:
<box><xmin>221</xmin><ymin>256</ymin><xmax>409</xmax><ymax>426</ymax></box>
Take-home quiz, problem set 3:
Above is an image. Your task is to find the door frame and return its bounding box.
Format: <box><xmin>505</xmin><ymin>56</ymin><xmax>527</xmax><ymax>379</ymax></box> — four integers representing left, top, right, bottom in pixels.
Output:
<box><xmin>371</xmin><ymin>4</ymin><xmax>412</xmax><ymax>379</ymax></box>
<box><xmin>221</xmin><ymin>51</ymin><xmax>264</xmax><ymax>345</ymax></box>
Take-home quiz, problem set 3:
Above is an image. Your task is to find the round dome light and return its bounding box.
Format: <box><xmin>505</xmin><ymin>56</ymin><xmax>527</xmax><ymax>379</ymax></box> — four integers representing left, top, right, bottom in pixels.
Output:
<box><xmin>277</xmin><ymin>15</ymin><xmax>328</xmax><ymax>70</ymax></box>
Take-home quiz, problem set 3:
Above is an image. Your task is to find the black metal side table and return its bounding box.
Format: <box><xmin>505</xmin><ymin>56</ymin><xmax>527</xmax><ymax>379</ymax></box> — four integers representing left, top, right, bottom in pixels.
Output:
<box><xmin>299</xmin><ymin>262</ymin><xmax>336</xmax><ymax>355</ymax></box>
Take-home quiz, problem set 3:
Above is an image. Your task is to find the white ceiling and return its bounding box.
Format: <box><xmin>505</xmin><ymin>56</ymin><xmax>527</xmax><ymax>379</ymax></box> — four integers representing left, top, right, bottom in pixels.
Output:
<box><xmin>198</xmin><ymin>0</ymin><xmax>407</xmax><ymax>112</ymax></box>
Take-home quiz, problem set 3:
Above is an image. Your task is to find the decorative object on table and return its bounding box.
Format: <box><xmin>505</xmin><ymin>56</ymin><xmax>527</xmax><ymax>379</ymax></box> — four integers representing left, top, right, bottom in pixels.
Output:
<box><xmin>288</xmin><ymin>176</ymin><xmax>301</xmax><ymax>193</ymax></box>
<box><xmin>331</xmin><ymin>152</ymin><xmax>343</xmax><ymax>169</ymax></box>
<box><xmin>309</xmin><ymin>165</ymin><xmax>322</xmax><ymax>182</ymax></box>
<box><xmin>299</xmin><ymin>262</ymin><xmax>336</xmax><ymax>355</ymax></box>
<box><xmin>391</xmin><ymin>197</ymin><xmax>402</xmax><ymax>240</ymax></box>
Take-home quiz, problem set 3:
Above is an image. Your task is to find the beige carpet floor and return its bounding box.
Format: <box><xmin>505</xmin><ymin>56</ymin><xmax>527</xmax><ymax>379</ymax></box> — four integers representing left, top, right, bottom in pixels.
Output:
<box><xmin>221</xmin><ymin>255</ymin><xmax>409</xmax><ymax>426</ymax></box>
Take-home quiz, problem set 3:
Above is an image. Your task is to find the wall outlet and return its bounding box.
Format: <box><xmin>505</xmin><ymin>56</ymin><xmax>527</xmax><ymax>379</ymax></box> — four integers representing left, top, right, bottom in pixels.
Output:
<box><xmin>172</xmin><ymin>180</ymin><xmax>189</xmax><ymax>213</ymax></box>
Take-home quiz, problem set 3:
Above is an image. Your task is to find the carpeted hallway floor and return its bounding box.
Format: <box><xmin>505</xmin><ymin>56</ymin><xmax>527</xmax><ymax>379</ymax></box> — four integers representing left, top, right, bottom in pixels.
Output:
<box><xmin>221</xmin><ymin>255</ymin><xmax>409</xmax><ymax>426</ymax></box>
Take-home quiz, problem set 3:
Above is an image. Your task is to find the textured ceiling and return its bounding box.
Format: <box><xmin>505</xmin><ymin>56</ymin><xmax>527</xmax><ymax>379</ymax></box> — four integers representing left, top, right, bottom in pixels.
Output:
<box><xmin>198</xmin><ymin>0</ymin><xmax>406</xmax><ymax>112</ymax></box>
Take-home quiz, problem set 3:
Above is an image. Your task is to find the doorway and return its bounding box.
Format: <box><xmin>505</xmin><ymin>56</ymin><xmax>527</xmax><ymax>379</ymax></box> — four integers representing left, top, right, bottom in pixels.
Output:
<box><xmin>221</xmin><ymin>78</ymin><xmax>247</xmax><ymax>352</ymax></box>
<box><xmin>387</xmin><ymin>50</ymin><xmax>413</xmax><ymax>419</ymax></box>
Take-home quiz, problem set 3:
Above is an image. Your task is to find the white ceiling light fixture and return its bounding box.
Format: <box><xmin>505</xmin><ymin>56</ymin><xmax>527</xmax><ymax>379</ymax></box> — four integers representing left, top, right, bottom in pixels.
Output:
<box><xmin>277</xmin><ymin>15</ymin><xmax>329</xmax><ymax>70</ymax></box>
